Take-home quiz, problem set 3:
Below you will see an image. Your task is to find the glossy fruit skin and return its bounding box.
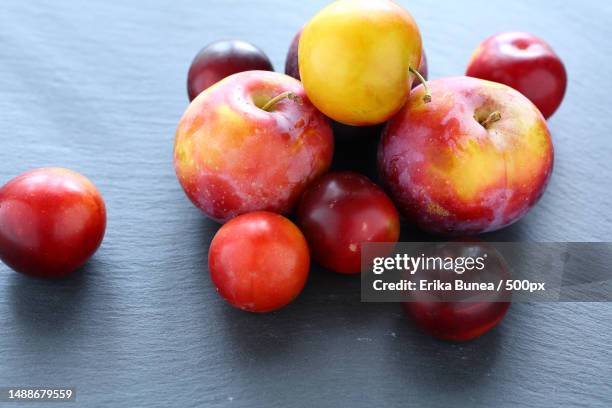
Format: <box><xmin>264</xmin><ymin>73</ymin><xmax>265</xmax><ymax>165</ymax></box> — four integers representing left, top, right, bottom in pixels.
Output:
<box><xmin>187</xmin><ymin>40</ymin><xmax>273</xmax><ymax>101</ymax></box>
<box><xmin>297</xmin><ymin>172</ymin><xmax>400</xmax><ymax>274</ymax></box>
<box><xmin>286</xmin><ymin>29</ymin><xmax>384</xmax><ymax>145</ymax></box>
<box><xmin>286</xmin><ymin>29</ymin><xmax>428</xmax><ymax>89</ymax></box>
<box><xmin>402</xmin><ymin>242</ymin><xmax>511</xmax><ymax>341</ymax></box>
<box><xmin>0</xmin><ymin>168</ymin><xmax>106</xmax><ymax>279</ymax></box>
<box><xmin>285</xmin><ymin>30</ymin><xmax>302</xmax><ymax>80</ymax></box>
<box><xmin>466</xmin><ymin>32</ymin><xmax>567</xmax><ymax>119</ymax></box>
<box><xmin>403</xmin><ymin>300</ymin><xmax>510</xmax><ymax>341</ymax></box>
<box><xmin>175</xmin><ymin>71</ymin><xmax>334</xmax><ymax>223</ymax></box>
<box><xmin>208</xmin><ymin>211</ymin><xmax>310</xmax><ymax>312</ymax></box>
<box><xmin>298</xmin><ymin>0</ymin><xmax>422</xmax><ymax>126</ymax></box>
<box><xmin>378</xmin><ymin>77</ymin><xmax>554</xmax><ymax>235</ymax></box>
<box><xmin>285</xmin><ymin>29</ymin><xmax>384</xmax><ymax>141</ymax></box>
<box><xmin>286</xmin><ymin>28</ymin><xmax>425</xmax><ymax>143</ymax></box>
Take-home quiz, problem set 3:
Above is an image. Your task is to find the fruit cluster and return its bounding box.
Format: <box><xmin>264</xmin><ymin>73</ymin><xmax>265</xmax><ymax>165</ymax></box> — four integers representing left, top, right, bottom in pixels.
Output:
<box><xmin>0</xmin><ymin>0</ymin><xmax>566</xmax><ymax>341</ymax></box>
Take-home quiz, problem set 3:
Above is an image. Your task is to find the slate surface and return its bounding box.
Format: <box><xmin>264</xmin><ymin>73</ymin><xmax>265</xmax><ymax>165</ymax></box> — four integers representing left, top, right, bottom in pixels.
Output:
<box><xmin>0</xmin><ymin>1</ymin><xmax>611</xmax><ymax>407</ymax></box>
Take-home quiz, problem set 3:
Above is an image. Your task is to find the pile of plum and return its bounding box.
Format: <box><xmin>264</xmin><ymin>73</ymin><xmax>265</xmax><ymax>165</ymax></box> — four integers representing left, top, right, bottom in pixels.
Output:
<box><xmin>0</xmin><ymin>0</ymin><xmax>566</xmax><ymax>341</ymax></box>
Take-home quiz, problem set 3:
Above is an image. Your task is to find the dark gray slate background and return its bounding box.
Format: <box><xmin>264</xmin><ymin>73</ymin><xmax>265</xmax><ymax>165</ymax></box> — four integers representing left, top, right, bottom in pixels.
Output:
<box><xmin>1</xmin><ymin>1</ymin><xmax>611</xmax><ymax>407</ymax></box>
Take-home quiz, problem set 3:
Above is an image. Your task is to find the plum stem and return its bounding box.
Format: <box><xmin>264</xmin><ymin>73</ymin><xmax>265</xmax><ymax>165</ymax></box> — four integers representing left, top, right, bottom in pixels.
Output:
<box><xmin>261</xmin><ymin>91</ymin><xmax>300</xmax><ymax>112</ymax></box>
<box><xmin>480</xmin><ymin>111</ymin><xmax>502</xmax><ymax>128</ymax></box>
<box><xmin>409</xmin><ymin>66</ymin><xmax>431</xmax><ymax>103</ymax></box>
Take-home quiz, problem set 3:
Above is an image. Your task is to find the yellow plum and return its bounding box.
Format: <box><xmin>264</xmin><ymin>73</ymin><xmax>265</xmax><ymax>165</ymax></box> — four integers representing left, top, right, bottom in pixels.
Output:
<box><xmin>299</xmin><ymin>0</ymin><xmax>423</xmax><ymax>126</ymax></box>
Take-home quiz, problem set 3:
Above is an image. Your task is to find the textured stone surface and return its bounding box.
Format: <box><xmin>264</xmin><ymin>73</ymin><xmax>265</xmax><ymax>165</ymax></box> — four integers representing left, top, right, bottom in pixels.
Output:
<box><xmin>0</xmin><ymin>1</ymin><xmax>611</xmax><ymax>406</ymax></box>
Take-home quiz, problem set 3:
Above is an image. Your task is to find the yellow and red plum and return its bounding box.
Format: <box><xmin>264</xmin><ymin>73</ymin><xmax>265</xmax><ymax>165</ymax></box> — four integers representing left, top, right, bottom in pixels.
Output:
<box><xmin>378</xmin><ymin>77</ymin><xmax>554</xmax><ymax>235</ymax></box>
<box><xmin>174</xmin><ymin>71</ymin><xmax>334</xmax><ymax>223</ymax></box>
